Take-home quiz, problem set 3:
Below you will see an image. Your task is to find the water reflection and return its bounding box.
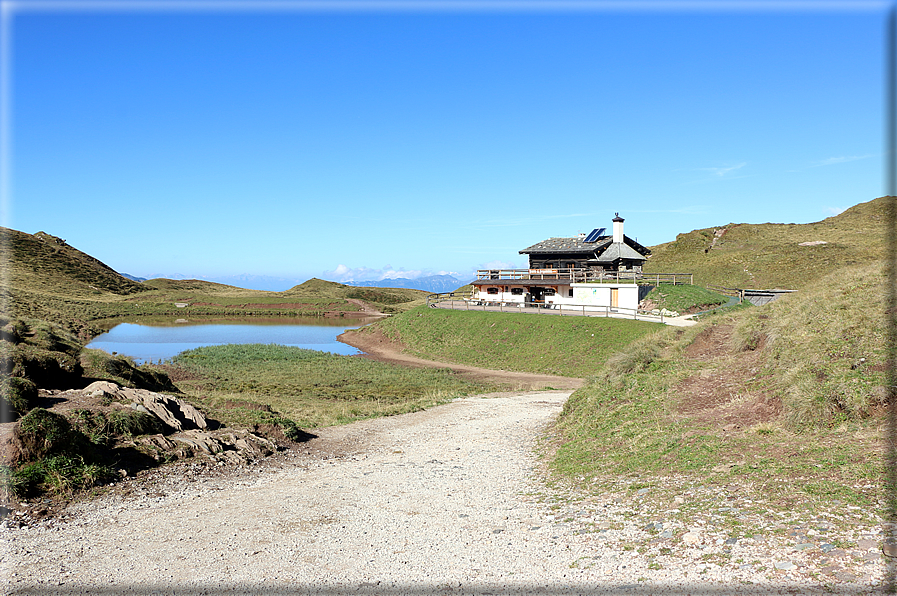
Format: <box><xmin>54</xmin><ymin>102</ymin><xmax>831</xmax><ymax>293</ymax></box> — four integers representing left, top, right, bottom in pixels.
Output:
<box><xmin>86</xmin><ymin>316</ymin><xmax>376</xmax><ymax>364</ymax></box>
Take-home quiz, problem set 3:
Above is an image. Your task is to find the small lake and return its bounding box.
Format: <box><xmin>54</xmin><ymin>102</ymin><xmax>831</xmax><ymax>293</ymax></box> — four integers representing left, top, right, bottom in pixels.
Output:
<box><xmin>86</xmin><ymin>317</ymin><xmax>377</xmax><ymax>364</ymax></box>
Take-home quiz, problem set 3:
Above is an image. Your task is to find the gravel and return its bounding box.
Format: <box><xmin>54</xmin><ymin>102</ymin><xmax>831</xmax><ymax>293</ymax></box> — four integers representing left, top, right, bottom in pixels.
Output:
<box><xmin>1</xmin><ymin>391</ymin><xmax>887</xmax><ymax>595</ymax></box>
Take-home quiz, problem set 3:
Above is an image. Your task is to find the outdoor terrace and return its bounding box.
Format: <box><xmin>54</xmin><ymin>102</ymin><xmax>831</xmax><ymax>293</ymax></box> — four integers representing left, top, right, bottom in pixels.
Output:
<box><xmin>474</xmin><ymin>269</ymin><xmax>693</xmax><ymax>285</ymax></box>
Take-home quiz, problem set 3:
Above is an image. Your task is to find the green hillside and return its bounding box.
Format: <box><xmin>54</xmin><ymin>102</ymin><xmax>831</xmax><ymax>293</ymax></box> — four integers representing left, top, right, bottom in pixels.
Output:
<box><xmin>644</xmin><ymin>196</ymin><xmax>889</xmax><ymax>289</ymax></box>
<box><xmin>284</xmin><ymin>278</ymin><xmax>429</xmax><ymax>307</ymax></box>
<box><xmin>1</xmin><ymin>228</ymin><xmax>429</xmax><ymax>339</ymax></box>
<box><xmin>361</xmin><ymin>306</ymin><xmax>660</xmax><ymax>378</ymax></box>
<box><xmin>552</xmin><ymin>260</ymin><xmax>886</xmax><ymax>519</ymax></box>
<box><xmin>3</xmin><ymin>229</ymin><xmax>145</xmax><ymax>298</ymax></box>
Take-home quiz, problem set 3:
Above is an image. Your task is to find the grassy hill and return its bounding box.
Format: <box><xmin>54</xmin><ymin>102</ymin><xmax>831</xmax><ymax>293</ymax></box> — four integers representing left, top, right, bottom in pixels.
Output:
<box><xmin>283</xmin><ymin>278</ymin><xmax>428</xmax><ymax>309</ymax></box>
<box><xmin>3</xmin><ymin>229</ymin><xmax>145</xmax><ymax>298</ymax></box>
<box><xmin>359</xmin><ymin>306</ymin><xmax>661</xmax><ymax>378</ymax></box>
<box><xmin>551</xmin><ymin>260</ymin><xmax>886</xmax><ymax>519</ymax></box>
<box><xmin>644</xmin><ymin>196</ymin><xmax>890</xmax><ymax>289</ymax></box>
<box><xmin>1</xmin><ymin>228</ymin><xmax>429</xmax><ymax>340</ymax></box>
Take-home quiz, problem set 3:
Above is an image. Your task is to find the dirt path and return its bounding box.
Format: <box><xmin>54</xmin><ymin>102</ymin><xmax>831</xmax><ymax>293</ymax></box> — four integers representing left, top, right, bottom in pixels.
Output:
<box><xmin>4</xmin><ymin>391</ymin><xmax>882</xmax><ymax>594</ymax></box>
<box><xmin>338</xmin><ymin>327</ymin><xmax>583</xmax><ymax>391</ymax></box>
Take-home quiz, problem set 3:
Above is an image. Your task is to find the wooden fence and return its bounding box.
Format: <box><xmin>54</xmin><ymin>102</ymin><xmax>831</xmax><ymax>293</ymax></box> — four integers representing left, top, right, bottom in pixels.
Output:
<box><xmin>425</xmin><ymin>296</ymin><xmax>671</xmax><ymax>323</ymax></box>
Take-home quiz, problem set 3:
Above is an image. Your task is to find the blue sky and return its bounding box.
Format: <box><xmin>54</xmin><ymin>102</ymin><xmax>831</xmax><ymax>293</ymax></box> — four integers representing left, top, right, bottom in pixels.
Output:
<box><xmin>2</xmin><ymin>1</ymin><xmax>890</xmax><ymax>288</ymax></box>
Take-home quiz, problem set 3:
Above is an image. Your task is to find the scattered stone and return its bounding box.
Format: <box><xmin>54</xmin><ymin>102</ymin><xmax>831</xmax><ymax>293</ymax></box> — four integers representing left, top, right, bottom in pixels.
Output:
<box><xmin>774</xmin><ymin>561</ymin><xmax>796</xmax><ymax>571</ymax></box>
<box><xmin>794</xmin><ymin>543</ymin><xmax>814</xmax><ymax>551</ymax></box>
<box><xmin>711</xmin><ymin>461</ymin><xmax>744</xmax><ymax>473</ymax></box>
<box><xmin>820</xmin><ymin>543</ymin><xmax>836</xmax><ymax>553</ymax></box>
<box><xmin>882</xmin><ymin>543</ymin><xmax>897</xmax><ymax>558</ymax></box>
<box><xmin>682</xmin><ymin>532</ymin><xmax>701</xmax><ymax>545</ymax></box>
<box><xmin>857</xmin><ymin>539</ymin><xmax>877</xmax><ymax>550</ymax></box>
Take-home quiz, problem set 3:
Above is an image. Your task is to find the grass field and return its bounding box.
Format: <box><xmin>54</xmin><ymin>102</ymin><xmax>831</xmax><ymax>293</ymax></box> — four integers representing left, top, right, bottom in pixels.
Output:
<box><xmin>361</xmin><ymin>306</ymin><xmax>661</xmax><ymax>378</ymax></box>
<box><xmin>165</xmin><ymin>343</ymin><xmax>496</xmax><ymax>429</ymax></box>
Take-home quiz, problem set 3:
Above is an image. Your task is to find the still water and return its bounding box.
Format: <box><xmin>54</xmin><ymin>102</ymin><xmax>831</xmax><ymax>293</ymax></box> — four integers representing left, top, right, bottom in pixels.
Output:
<box><xmin>86</xmin><ymin>317</ymin><xmax>376</xmax><ymax>364</ymax></box>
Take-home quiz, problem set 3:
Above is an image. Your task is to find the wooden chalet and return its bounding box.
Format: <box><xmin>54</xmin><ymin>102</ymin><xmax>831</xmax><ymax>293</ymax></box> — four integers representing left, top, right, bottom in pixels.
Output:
<box><xmin>519</xmin><ymin>214</ymin><xmax>650</xmax><ymax>273</ymax></box>
<box><xmin>470</xmin><ymin>214</ymin><xmax>663</xmax><ymax>311</ymax></box>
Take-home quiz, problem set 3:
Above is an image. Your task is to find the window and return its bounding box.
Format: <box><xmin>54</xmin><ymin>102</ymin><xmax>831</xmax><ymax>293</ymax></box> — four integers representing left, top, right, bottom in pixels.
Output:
<box><xmin>511</xmin><ymin>288</ymin><xmax>523</xmax><ymax>295</ymax></box>
<box><xmin>568</xmin><ymin>289</ymin><xmax>574</xmax><ymax>297</ymax></box>
<box><xmin>486</xmin><ymin>287</ymin><xmax>499</xmax><ymax>295</ymax></box>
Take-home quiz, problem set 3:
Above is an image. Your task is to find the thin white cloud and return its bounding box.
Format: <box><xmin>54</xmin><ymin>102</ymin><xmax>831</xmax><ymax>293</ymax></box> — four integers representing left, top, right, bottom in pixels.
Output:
<box><xmin>811</xmin><ymin>154</ymin><xmax>874</xmax><ymax>167</ymax></box>
<box><xmin>479</xmin><ymin>259</ymin><xmax>521</xmax><ymax>270</ymax></box>
<box><xmin>696</xmin><ymin>162</ymin><xmax>747</xmax><ymax>177</ymax></box>
<box><xmin>823</xmin><ymin>206</ymin><xmax>847</xmax><ymax>216</ymax></box>
<box><xmin>626</xmin><ymin>205</ymin><xmax>710</xmax><ymax>215</ymax></box>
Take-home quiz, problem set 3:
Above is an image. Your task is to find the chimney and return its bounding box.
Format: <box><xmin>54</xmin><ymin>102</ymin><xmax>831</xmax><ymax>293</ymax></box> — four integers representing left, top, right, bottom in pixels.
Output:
<box><xmin>612</xmin><ymin>213</ymin><xmax>624</xmax><ymax>243</ymax></box>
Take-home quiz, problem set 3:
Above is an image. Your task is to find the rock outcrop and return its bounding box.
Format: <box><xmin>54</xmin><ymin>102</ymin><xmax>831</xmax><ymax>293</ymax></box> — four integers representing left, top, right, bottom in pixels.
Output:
<box><xmin>81</xmin><ymin>381</ymin><xmax>283</xmax><ymax>464</ymax></box>
<box><xmin>136</xmin><ymin>428</ymin><xmax>278</xmax><ymax>464</ymax></box>
<box><xmin>82</xmin><ymin>381</ymin><xmax>208</xmax><ymax>432</ymax></box>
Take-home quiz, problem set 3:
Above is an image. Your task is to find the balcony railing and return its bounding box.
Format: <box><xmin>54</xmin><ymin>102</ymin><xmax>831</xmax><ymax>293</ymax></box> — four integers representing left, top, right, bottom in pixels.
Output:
<box><xmin>474</xmin><ymin>269</ymin><xmax>693</xmax><ymax>285</ymax></box>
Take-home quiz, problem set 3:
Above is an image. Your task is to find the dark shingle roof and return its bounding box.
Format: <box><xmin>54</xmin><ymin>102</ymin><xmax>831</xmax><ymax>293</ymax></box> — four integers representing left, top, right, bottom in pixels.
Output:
<box><xmin>595</xmin><ymin>242</ymin><xmax>646</xmax><ymax>263</ymax></box>
<box><xmin>519</xmin><ymin>236</ymin><xmax>611</xmax><ymax>254</ymax></box>
<box><xmin>519</xmin><ymin>234</ymin><xmax>651</xmax><ymax>259</ymax></box>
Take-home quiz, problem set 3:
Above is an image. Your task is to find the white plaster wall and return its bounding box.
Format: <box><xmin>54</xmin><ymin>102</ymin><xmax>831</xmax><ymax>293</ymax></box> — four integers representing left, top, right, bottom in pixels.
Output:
<box><xmin>571</xmin><ymin>283</ymin><xmax>639</xmax><ymax>310</ymax></box>
<box><xmin>474</xmin><ymin>287</ymin><xmax>526</xmax><ymax>303</ymax></box>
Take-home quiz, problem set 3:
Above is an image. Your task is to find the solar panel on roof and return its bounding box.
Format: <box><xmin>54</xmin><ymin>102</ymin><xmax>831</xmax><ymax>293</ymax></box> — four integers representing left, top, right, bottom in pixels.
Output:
<box><xmin>583</xmin><ymin>227</ymin><xmax>606</xmax><ymax>243</ymax></box>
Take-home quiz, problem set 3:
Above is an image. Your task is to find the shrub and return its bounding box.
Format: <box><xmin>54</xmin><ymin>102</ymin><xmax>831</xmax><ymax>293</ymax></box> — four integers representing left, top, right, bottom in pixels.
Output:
<box><xmin>605</xmin><ymin>343</ymin><xmax>662</xmax><ymax>381</ymax></box>
<box><xmin>80</xmin><ymin>349</ymin><xmax>179</xmax><ymax>393</ymax></box>
<box><xmin>10</xmin><ymin>455</ymin><xmax>115</xmax><ymax>498</ymax></box>
<box><xmin>7</xmin><ymin>344</ymin><xmax>82</xmax><ymax>388</ymax></box>
<box><xmin>1</xmin><ymin>376</ymin><xmax>38</xmax><ymax>420</ymax></box>
<box><xmin>0</xmin><ymin>319</ymin><xmax>28</xmax><ymax>344</ymax></box>
<box><xmin>15</xmin><ymin>408</ymin><xmax>74</xmax><ymax>460</ymax></box>
<box><xmin>9</xmin><ymin>408</ymin><xmax>118</xmax><ymax>497</ymax></box>
<box><xmin>107</xmin><ymin>409</ymin><xmax>164</xmax><ymax>437</ymax></box>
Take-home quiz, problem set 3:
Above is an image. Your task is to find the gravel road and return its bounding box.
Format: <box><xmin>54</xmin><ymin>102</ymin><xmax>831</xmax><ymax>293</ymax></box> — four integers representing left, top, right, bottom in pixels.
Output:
<box><xmin>2</xmin><ymin>391</ymin><xmax>886</xmax><ymax>595</ymax></box>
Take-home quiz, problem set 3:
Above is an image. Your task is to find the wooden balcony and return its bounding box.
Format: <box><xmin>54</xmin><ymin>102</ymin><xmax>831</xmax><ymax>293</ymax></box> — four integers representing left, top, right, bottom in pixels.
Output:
<box><xmin>474</xmin><ymin>269</ymin><xmax>693</xmax><ymax>285</ymax></box>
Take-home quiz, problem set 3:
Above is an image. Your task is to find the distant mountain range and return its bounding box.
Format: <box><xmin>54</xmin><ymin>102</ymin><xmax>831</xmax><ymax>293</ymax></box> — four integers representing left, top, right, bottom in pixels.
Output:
<box><xmin>343</xmin><ymin>275</ymin><xmax>465</xmax><ymax>294</ymax></box>
<box><xmin>121</xmin><ymin>272</ymin><xmax>466</xmax><ymax>293</ymax></box>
